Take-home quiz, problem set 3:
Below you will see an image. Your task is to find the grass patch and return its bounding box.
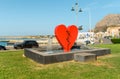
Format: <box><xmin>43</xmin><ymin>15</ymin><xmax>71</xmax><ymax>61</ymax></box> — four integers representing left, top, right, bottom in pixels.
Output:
<box><xmin>0</xmin><ymin>44</ymin><xmax>120</xmax><ymax>79</ymax></box>
<box><xmin>91</xmin><ymin>44</ymin><xmax>120</xmax><ymax>54</ymax></box>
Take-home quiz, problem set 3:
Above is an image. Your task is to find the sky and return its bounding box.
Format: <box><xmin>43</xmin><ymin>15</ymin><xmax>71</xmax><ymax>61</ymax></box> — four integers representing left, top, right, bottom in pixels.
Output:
<box><xmin>0</xmin><ymin>0</ymin><xmax>120</xmax><ymax>36</ymax></box>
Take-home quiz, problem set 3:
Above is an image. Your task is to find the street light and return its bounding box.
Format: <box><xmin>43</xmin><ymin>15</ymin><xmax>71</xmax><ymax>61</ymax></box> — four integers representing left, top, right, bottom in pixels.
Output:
<box><xmin>71</xmin><ymin>0</ymin><xmax>82</xmax><ymax>27</ymax></box>
<box><xmin>88</xmin><ymin>8</ymin><xmax>92</xmax><ymax>33</ymax></box>
<box><xmin>82</xmin><ymin>8</ymin><xmax>92</xmax><ymax>32</ymax></box>
<box><xmin>85</xmin><ymin>8</ymin><xmax>93</xmax><ymax>42</ymax></box>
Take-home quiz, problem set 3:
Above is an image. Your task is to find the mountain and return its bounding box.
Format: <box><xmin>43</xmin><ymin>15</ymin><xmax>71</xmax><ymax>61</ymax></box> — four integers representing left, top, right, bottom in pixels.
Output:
<box><xmin>94</xmin><ymin>14</ymin><xmax>120</xmax><ymax>32</ymax></box>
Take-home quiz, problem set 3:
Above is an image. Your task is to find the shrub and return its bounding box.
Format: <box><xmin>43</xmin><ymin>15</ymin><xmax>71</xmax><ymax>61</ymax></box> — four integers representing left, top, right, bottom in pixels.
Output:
<box><xmin>111</xmin><ymin>39</ymin><xmax>120</xmax><ymax>44</ymax></box>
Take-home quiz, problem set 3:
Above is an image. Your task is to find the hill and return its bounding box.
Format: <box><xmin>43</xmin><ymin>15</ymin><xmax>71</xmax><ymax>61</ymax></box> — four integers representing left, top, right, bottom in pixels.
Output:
<box><xmin>94</xmin><ymin>14</ymin><xmax>120</xmax><ymax>32</ymax></box>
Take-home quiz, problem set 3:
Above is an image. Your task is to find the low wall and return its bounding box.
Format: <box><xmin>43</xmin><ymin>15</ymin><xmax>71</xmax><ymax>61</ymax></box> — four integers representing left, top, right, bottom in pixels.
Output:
<box><xmin>24</xmin><ymin>48</ymin><xmax>111</xmax><ymax>64</ymax></box>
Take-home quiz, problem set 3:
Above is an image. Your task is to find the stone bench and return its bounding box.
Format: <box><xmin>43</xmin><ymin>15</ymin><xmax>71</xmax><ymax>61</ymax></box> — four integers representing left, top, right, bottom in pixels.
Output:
<box><xmin>74</xmin><ymin>53</ymin><xmax>97</xmax><ymax>62</ymax></box>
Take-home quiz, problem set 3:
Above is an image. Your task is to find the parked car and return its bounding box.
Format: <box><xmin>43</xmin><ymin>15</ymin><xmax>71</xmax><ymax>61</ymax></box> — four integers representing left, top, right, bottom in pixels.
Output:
<box><xmin>84</xmin><ymin>40</ymin><xmax>94</xmax><ymax>45</ymax></box>
<box><xmin>0</xmin><ymin>45</ymin><xmax>6</xmax><ymax>50</ymax></box>
<box><xmin>14</xmin><ymin>40</ymin><xmax>39</xmax><ymax>49</ymax></box>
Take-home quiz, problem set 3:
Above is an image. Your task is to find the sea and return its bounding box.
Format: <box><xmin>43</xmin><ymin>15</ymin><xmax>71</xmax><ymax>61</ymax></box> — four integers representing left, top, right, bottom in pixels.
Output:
<box><xmin>0</xmin><ymin>42</ymin><xmax>7</xmax><ymax>46</ymax></box>
<box><xmin>0</xmin><ymin>37</ymin><xmax>39</xmax><ymax>46</ymax></box>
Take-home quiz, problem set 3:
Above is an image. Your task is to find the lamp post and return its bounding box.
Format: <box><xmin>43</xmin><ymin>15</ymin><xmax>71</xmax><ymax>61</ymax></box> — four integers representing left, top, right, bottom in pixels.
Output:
<box><xmin>87</xmin><ymin>8</ymin><xmax>94</xmax><ymax>43</ymax></box>
<box><xmin>88</xmin><ymin>8</ymin><xmax>92</xmax><ymax>33</ymax></box>
<box><xmin>71</xmin><ymin>0</ymin><xmax>82</xmax><ymax>27</ymax></box>
<box><xmin>87</xmin><ymin>8</ymin><xmax>93</xmax><ymax>42</ymax></box>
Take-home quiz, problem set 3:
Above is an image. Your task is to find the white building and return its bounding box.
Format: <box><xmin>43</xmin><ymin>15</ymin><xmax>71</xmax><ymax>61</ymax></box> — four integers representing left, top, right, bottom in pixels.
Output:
<box><xmin>76</xmin><ymin>32</ymin><xmax>95</xmax><ymax>44</ymax></box>
<box><xmin>77</xmin><ymin>32</ymin><xmax>94</xmax><ymax>39</ymax></box>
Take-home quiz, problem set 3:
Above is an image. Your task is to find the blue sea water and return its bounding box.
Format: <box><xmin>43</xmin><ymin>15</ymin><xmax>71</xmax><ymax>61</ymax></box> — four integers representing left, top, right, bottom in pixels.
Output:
<box><xmin>0</xmin><ymin>42</ymin><xmax>7</xmax><ymax>46</ymax></box>
<box><xmin>0</xmin><ymin>37</ymin><xmax>40</xmax><ymax>46</ymax></box>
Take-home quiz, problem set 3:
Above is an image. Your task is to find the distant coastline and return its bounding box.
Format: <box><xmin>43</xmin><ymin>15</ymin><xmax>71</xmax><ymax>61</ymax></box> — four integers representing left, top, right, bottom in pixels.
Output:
<box><xmin>0</xmin><ymin>35</ymin><xmax>58</xmax><ymax>46</ymax></box>
<box><xmin>0</xmin><ymin>36</ymin><xmax>40</xmax><ymax>46</ymax></box>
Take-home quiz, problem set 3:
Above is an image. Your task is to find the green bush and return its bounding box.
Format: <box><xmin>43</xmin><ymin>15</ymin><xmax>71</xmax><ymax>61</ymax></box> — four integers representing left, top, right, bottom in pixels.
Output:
<box><xmin>111</xmin><ymin>38</ymin><xmax>120</xmax><ymax>44</ymax></box>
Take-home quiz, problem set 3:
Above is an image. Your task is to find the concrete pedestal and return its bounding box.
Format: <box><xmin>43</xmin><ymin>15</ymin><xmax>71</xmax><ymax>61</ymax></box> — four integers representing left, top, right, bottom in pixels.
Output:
<box><xmin>74</xmin><ymin>53</ymin><xmax>96</xmax><ymax>62</ymax></box>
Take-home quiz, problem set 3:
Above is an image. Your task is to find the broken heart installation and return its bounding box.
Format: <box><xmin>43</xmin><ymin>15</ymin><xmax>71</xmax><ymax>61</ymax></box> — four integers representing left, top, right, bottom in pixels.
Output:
<box><xmin>55</xmin><ymin>24</ymin><xmax>78</xmax><ymax>52</ymax></box>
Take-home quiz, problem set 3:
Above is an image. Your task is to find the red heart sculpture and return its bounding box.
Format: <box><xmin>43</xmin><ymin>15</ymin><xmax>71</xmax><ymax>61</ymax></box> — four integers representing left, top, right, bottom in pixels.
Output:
<box><xmin>55</xmin><ymin>24</ymin><xmax>78</xmax><ymax>52</ymax></box>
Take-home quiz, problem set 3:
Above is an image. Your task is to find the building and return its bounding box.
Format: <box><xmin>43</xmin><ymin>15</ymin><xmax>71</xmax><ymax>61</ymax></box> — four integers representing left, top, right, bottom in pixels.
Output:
<box><xmin>77</xmin><ymin>32</ymin><xmax>94</xmax><ymax>39</ymax></box>
<box><xmin>107</xmin><ymin>26</ymin><xmax>120</xmax><ymax>37</ymax></box>
<box><xmin>76</xmin><ymin>32</ymin><xmax>95</xmax><ymax>45</ymax></box>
